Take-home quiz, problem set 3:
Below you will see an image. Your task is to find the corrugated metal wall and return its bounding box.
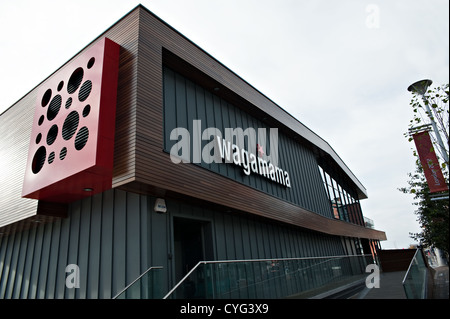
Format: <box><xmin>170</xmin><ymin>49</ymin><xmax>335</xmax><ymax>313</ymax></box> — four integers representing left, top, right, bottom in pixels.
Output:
<box><xmin>0</xmin><ymin>188</ymin><xmax>346</xmax><ymax>299</ymax></box>
<box><xmin>163</xmin><ymin>67</ymin><xmax>333</xmax><ymax>218</ymax></box>
<box><xmin>0</xmin><ymin>189</ymin><xmax>150</xmax><ymax>299</ymax></box>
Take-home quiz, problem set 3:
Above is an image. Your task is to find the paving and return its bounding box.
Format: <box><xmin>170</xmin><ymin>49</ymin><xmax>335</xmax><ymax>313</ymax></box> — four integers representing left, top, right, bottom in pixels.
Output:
<box><xmin>352</xmin><ymin>265</ymin><xmax>448</xmax><ymax>299</ymax></box>
<box><xmin>355</xmin><ymin>270</ymin><xmax>407</xmax><ymax>299</ymax></box>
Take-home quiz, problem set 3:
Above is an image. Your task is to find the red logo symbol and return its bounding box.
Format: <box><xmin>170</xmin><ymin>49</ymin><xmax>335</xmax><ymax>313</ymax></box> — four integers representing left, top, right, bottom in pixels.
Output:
<box><xmin>22</xmin><ymin>38</ymin><xmax>120</xmax><ymax>203</ymax></box>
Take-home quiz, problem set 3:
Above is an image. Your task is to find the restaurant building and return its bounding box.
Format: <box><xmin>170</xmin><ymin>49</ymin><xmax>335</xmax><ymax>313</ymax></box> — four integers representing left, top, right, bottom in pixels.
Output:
<box><xmin>0</xmin><ymin>5</ymin><xmax>386</xmax><ymax>299</ymax></box>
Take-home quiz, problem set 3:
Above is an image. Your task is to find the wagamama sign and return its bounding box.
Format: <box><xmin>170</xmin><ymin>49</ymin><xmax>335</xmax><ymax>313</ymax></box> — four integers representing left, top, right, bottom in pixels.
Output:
<box><xmin>169</xmin><ymin>120</ymin><xmax>291</xmax><ymax>188</ymax></box>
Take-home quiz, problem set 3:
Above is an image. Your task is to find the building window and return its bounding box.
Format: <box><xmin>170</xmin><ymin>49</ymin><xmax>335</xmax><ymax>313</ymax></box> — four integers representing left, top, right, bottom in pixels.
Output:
<box><xmin>318</xmin><ymin>165</ymin><xmax>364</xmax><ymax>226</ymax></box>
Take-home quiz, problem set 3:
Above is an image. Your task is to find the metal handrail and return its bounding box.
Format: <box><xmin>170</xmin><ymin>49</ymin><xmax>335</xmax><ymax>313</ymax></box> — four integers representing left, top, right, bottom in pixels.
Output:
<box><xmin>113</xmin><ymin>266</ymin><xmax>163</xmax><ymax>299</ymax></box>
<box><xmin>163</xmin><ymin>254</ymin><xmax>372</xmax><ymax>299</ymax></box>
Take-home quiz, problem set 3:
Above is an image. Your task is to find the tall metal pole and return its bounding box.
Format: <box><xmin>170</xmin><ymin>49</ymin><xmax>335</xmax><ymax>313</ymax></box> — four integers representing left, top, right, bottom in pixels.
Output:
<box><xmin>421</xmin><ymin>95</ymin><xmax>449</xmax><ymax>165</ymax></box>
<box><xmin>408</xmin><ymin>79</ymin><xmax>449</xmax><ymax>165</ymax></box>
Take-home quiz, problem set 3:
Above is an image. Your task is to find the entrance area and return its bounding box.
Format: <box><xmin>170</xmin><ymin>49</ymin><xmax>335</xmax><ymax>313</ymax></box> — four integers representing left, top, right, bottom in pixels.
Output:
<box><xmin>173</xmin><ymin>217</ymin><xmax>213</xmax><ymax>285</ymax></box>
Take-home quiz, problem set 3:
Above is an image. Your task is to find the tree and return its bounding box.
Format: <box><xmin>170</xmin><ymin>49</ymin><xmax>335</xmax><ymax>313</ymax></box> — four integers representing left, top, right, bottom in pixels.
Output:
<box><xmin>401</xmin><ymin>82</ymin><xmax>449</xmax><ymax>255</ymax></box>
<box><xmin>399</xmin><ymin>161</ymin><xmax>449</xmax><ymax>255</ymax></box>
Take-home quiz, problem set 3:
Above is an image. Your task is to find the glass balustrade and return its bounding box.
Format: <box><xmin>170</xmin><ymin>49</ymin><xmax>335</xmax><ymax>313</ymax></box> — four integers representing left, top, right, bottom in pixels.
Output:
<box><xmin>402</xmin><ymin>249</ymin><xmax>429</xmax><ymax>299</ymax></box>
<box><xmin>164</xmin><ymin>255</ymin><xmax>374</xmax><ymax>299</ymax></box>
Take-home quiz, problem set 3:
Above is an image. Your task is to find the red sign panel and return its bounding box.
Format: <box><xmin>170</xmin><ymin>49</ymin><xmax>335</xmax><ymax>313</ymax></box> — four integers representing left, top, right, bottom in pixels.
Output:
<box><xmin>22</xmin><ymin>38</ymin><xmax>120</xmax><ymax>203</ymax></box>
<box><xmin>412</xmin><ymin>131</ymin><xmax>448</xmax><ymax>193</ymax></box>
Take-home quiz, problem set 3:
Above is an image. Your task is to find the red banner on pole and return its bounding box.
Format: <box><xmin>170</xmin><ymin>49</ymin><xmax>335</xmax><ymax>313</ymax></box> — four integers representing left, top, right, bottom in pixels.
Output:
<box><xmin>412</xmin><ymin>131</ymin><xmax>448</xmax><ymax>193</ymax></box>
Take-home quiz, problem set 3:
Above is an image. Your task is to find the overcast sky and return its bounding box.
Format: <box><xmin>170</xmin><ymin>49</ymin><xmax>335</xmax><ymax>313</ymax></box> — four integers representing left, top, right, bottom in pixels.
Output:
<box><xmin>1</xmin><ymin>0</ymin><xmax>448</xmax><ymax>249</ymax></box>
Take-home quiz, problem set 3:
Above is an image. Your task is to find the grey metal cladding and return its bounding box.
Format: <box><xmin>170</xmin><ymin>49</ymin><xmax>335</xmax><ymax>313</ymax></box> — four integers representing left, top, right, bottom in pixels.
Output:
<box><xmin>163</xmin><ymin>67</ymin><xmax>333</xmax><ymax>219</ymax></box>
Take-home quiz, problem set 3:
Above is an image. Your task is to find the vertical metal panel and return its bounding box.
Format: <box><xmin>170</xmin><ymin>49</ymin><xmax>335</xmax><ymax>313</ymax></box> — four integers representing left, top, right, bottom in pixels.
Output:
<box><xmin>185</xmin><ymin>80</ymin><xmax>197</xmax><ymax>123</ymax></box>
<box><xmin>126</xmin><ymin>192</ymin><xmax>141</xmax><ymax>294</ymax></box>
<box><xmin>232</xmin><ymin>215</ymin><xmax>244</xmax><ymax>260</ymax></box>
<box><xmin>112</xmin><ymin>190</ymin><xmax>126</xmax><ymax>295</ymax></box>
<box><xmin>7</xmin><ymin>232</ymin><xmax>19</xmax><ymax>298</ymax></box>
<box><xmin>149</xmin><ymin>196</ymin><xmax>170</xmax><ymax>292</ymax></box>
<box><xmin>205</xmin><ymin>93</ymin><xmax>219</xmax><ymax>172</ymax></box>
<box><xmin>278</xmin><ymin>224</ymin><xmax>289</xmax><ymax>257</ymax></box>
<box><xmin>163</xmin><ymin>68</ymin><xmax>176</xmax><ymax>151</ymax></box>
<box><xmin>87</xmin><ymin>194</ymin><xmax>102</xmax><ymax>298</ymax></box>
<box><xmin>290</xmin><ymin>228</ymin><xmax>301</xmax><ymax>257</ymax></box>
<box><xmin>195</xmin><ymin>85</ymin><xmax>208</xmax><ymax>167</ymax></box>
<box><xmin>175</xmin><ymin>73</ymin><xmax>188</xmax><ymax>137</ymax></box>
<box><xmin>0</xmin><ymin>232</ymin><xmax>12</xmax><ymax>297</ymax></box>
<box><xmin>261</xmin><ymin>222</ymin><xmax>272</xmax><ymax>258</ymax></box>
<box><xmin>223</xmin><ymin>214</ymin><xmax>235</xmax><ymax>260</ymax></box>
<box><xmin>10</xmin><ymin>230</ymin><xmax>25</xmax><ymax>298</ymax></box>
<box><xmin>66</xmin><ymin>202</ymin><xmax>80</xmax><ymax>299</ymax></box>
<box><xmin>212</xmin><ymin>213</ymin><xmax>227</xmax><ymax>260</ymax></box>
<box><xmin>266</xmin><ymin>222</ymin><xmax>277</xmax><ymax>258</ymax></box>
<box><xmin>139</xmin><ymin>195</ymin><xmax>149</xmax><ymax>285</ymax></box>
<box><xmin>29</xmin><ymin>224</ymin><xmax>45</xmax><ymax>298</ymax></box>
<box><xmin>240</xmin><ymin>217</ymin><xmax>252</xmax><ymax>260</ymax></box>
<box><xmin>55</xmin><ymin>216</ymin><xmax>70</xmax><ymax>298</ymax></box>
<box><xmin>0</xmin><ymin>236</ymin><xmax>6</xmax><ymax>293</ymax></box>
<box><xmin>246</xmin><ymin>217</ymin><xmax>258</xmax><ymax>259</ymax></box>
<box><xmin>20</xmin><ymin>227</ymin><xmax>34</xmax><ymax>298</ymax></box>
<box><xmin>36</xmin><ymin>222</ymin><xmax>52</xmax><ymax>298</ymax></box>
<box><xmin>254</xmin><ymin>218</ymin><xmax>267</xmax><ymax>258</ymax></box>
<box><xmin>46</xmin><ymin>219</ymin><xmax>61</xmax><ymax>298</ymax></box>
<box><xmin>99</xmin><ymin>189</ymin><xmax>114</xmax><ymax>298</ymax></box>
<box><xmin>289</xmin><ymin>228</ymin><xmax>300</xmax><ymax>257</ymax></box>
<box><xmin>78</xmin><ymin>198</ymin><xmax>92</xmax><ymax>298</ymax></box>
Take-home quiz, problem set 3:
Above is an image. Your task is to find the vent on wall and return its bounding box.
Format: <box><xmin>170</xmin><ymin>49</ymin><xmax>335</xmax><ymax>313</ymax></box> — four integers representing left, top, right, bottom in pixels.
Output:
<box><xmin>22</xmin><ymin>38</ymin><xmax>120</xmax><ymax>203</ymax></box>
